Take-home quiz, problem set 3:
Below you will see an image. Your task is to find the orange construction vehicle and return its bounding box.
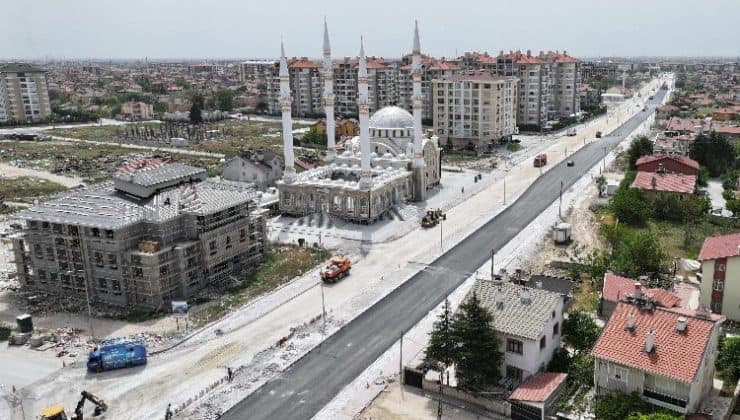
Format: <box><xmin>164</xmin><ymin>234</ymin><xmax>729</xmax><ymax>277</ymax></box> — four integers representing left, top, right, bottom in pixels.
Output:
<box><xmin>320</xmin><ymin>256</ymin><xmax>351</xmax><ymax>283</ymax></box>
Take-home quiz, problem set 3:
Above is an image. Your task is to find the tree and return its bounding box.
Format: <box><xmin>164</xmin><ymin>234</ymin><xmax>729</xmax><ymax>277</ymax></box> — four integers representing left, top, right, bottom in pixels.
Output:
<box><xmin>451</xmin><ymin>292</ymin><xmax>503</xmax><ymax>391</ymax></box>
<box><xmin>595</xmin><ymin>175</ymin><xmax>607</xmax><ymax>197</ymax></box>
<box><xmin>189</xmin><ymin>93</ymin><xmax>204</xmax><ymax>124</ymax></box>
<box><xmin>302</xmin><ymin>127</ymin><xmax>327</xmax><ymax>145</ymax></box>
<box><xmin>611</xmin><ymin>184</ymin><xmax>650</xmax><ymax>226</ymax></box>
<box><xmin>568</xmin><ymin>354</ymin><xmax>594</xmax><ymax>385</ymax></box>
<box><xmin>717</xmin><ymin>336</ymin><xmax>740</xmax><ymax>384</ymax></box>
<box><xmin>214</xmin><ymin>88</ymin><xmax>235</xmax><ymax>112</ymax></box>
<box><xmin>726</xmin><ymin>198</ymin><xmax>740</xmax><ymax>216</ymax></box>
<box><xmin>153</xmin><ymin>101</ymin><xmax>168</xmax><ymax>114</ymax></box>
<box><xmin>256</xmin><ymin>99</ymin><xmax>269</xmax><ymax>113</ymax></box>
<box><xmin>612</xmin><ymin>230</ymin><xmax>666</xmax><ymax>277</ymax></box>
<box><xmin>690</xmin><ymin>131</ymin><xmax>736</xmax><ymax>177</ymax></box>
<box><xmin>626</xmin><ymin>413</ymin><xmax>683</xmax><ymax>420</ymax></box>
<box><xmin>595</xmin><ymin>390</ymin><xmax>650</xmax><ymax>420</ymax></box>
<box><xmin>697</xmin><ymin>167</ymin><xmax>709</xmax><ymax>187</ymax></box>
<box><xmin>546</xmin><ymin>347</ymin><xmax>571</xmax><ymax>373</ymax></box>
<box><xmin>426</xmin><ymin>299</ymin><xmax>456</xmax><ymax>370</ymax></box>
<box><xmin>627</xmin><ymin>135</ymin><xmax>653</xmax><ymax>170</ymax></box>
<box><xmin>562</xmin><ymin>310</ymin><xmax>600</xmax><ymax>354</ymax></box>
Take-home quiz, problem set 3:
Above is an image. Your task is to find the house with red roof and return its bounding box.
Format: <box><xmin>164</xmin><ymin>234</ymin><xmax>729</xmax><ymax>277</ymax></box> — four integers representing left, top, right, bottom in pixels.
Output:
<box><xmin>635</xmin><ymin>154</ymin><xmax>700</xmax><ymax>176</ymax></box>
<box><xmin>508</xmin><ymin>372</ymin><xmax>567</xmax><ymax>420</ymax></box>
<box><xmin>592</xmin><ymin>303</ymin><xmax>724</xmax><ymax>414</ymax></box>
<box><xmin>630</xmin><ymin>171</ymin><xmax>697</xmax><ymax>197</ymax></box>
<box><xmin>698</xmin><ymin>232</ymin><xmax>740</xmax><ymax>321</ymax></box>
<box><xmin>599</xmin><ymin>273</ymin><xmax>687</xmax><ymax>318</ymax></box>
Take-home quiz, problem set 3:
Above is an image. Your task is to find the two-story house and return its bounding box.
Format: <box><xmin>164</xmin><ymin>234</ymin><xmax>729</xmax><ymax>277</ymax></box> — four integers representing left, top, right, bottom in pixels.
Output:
<box><xmin>592</xmin><ymin>302</ymin><xmax>724</xmax><ymax>414</ymax></box>
<box><xmin>698</xmin><ymin>232</ymin><xmax>740</xmax><ymax>322</ymax></box>
<box><xmin>221</xmin><ymin>150</ymin><xmax>284</xmax><ymax>190</ymax></box>
<box><xmin>472</xmin><ymin>280</ymin><xmax>565</xmax><ymax>387</ymax></box>
<box><xmin>599</xmin><ymin>273</ymin><xmax>686</xmax><ymax>319</ymax></box>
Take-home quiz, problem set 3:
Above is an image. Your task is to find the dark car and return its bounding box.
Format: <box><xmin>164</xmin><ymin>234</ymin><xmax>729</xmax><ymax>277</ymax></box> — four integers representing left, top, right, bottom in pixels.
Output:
<box><xmin>595</xmin><ymin>131</ymin><xmax>602</xmax><ymax>138</ymax></box>
<box><xmin>566</xmin><ymin>160</ymin><xmax>575</xmax><ymax>167</ymax></box>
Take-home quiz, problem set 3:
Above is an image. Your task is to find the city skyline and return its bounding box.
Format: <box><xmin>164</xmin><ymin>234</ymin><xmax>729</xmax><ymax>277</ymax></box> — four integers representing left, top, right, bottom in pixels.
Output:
<box><xmin>2</xmin><ymin>0</ymin><xmax>739</xmax><ymax>60</ymax></box>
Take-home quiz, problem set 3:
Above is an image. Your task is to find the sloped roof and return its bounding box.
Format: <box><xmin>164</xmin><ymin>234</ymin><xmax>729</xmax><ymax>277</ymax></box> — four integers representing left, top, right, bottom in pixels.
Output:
<box><xmin>602</xmin><ymin>273</ymin><xmax>683</xmax><ymax>308</ymax></box>
<box><xmin>471</xmin><ymin>280</ymin><xmax>562</xmax><ymax>340</ymax></box>
<box><xmin>630</xmin><ymin>171</ymin><xmax>696</xmax><ymax>194</ymax></box>
<box><xmin>509</xmin><ymin>373</ymin><xmax>567</xmax><ymax>402</ymax></box>
<box><xmin>592</xmin><ymin>303</ymin><xmax>719</xmax><ymax>383</ymax></box>
<box><xmin>635</xmin><ymin>154</ymin><xmax>700</xmax><ymax>171</ymax></box>
<box><xmin>698</xmin><ymin>232</ymin><xmax>740</xmax><ymax>261</ymax></box>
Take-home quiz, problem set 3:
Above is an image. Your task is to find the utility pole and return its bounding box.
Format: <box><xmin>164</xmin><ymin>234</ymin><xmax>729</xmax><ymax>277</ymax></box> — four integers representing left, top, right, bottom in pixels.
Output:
<box><xmin>503</xmin><ymin>170</ymin><xmax>507</xmax><ymax>205</ymax></box>
<box><xmin>439</xmin><ymin>217</ymin><xmax>443</xmax><ymax>252</ymax></box>
<box><xmin>83</xmin><ymin>276</ymin><xmax>94</xmax><ymax>340</ymax></box>
<box><xmin>399</xmin><ymin>332</ymin><xmax>403</xmax><ymax>380</ymax></box>
<box><xmin>490</xmin><ymin>248</ymin><xmax>495</xmax><ymax>279</ymax></box>
<box><xmin>320</xmin><ymin>282</ymin><xmax>326</xmax><ymax>334</ymax></box>
<box><xmin>558</xmin><ymin>180</ymin><xmax>564</xmax><ymax>219</ymax></box>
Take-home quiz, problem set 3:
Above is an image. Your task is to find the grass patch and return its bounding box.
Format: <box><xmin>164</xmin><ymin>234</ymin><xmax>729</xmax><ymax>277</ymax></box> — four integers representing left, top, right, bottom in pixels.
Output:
<box><xmin>618</xmin><ymin>219</ymin><xmax>737</xmax><ymax>261</ymax></box>
<box><xmin>46</xmin><ymin>123</ymin><xmax>161</xmax><ymax>142</ymax></box>
<box><xmin>0</xmin><ymin>176</ymin><xmax>68</xmax><ymax>202</ymax></box>
<box><xmin>571</xmin><ymin>280</ymin><xmax>599</xmax><ymax>313</ymax></box>
<box><xmin>441</xmin><ymin>151</ymin><xmax>488</xmax><ymax>165</ymax></box>
<box><xmin>191</xmin><ymin>245</ymin><xmax>331</xmax><ymax>326</ymax></box>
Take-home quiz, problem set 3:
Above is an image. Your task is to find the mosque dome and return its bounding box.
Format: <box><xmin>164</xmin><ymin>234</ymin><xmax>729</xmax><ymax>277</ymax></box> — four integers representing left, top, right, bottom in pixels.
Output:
<box><xmin>369</xmin><ymin>106</ymin><xmax>414</xmax><ymax>129</ymax></box>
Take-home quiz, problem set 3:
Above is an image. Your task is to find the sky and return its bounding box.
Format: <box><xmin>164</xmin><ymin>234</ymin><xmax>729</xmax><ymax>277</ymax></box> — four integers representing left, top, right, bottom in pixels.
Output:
<box><xmin>2</xmin><ymin>0</ymin><xmax>739</xmax><ymax>60</ymax></box>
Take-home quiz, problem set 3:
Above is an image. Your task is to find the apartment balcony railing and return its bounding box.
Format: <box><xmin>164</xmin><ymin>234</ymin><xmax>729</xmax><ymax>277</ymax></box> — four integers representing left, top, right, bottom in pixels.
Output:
<box><xmin>643</xmin><ymin>387</ymin><xmax>688</xmax><ymax>408</ymax></box>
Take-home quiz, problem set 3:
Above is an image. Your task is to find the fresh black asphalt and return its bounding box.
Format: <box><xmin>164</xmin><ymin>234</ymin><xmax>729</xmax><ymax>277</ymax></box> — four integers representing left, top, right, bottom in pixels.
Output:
<box><xmin>221</xmin><ymin>89</ymin><xmax>667</xmax><ymax>420</ymax></box>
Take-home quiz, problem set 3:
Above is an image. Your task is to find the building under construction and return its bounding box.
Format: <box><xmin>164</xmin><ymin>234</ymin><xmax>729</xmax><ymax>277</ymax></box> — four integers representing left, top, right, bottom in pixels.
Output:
<box><xmin>11</xmin><ymin>158</ymin><xmax>267</xmax><ymax>309</ymax></box>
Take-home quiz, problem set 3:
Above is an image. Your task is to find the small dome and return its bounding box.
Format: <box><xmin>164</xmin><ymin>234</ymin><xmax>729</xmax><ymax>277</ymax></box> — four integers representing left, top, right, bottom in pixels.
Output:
<box><xmin>369</xmin><ymin>106</ymin><xmax>414</xmax><ymax>129</ymax></box>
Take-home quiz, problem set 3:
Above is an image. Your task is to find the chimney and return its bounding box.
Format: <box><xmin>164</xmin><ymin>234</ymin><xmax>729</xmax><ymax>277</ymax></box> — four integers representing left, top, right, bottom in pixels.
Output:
<box><xmin>500</xmin><ymin>268</ymin><xmax>509</xmax><ymax>282</ymax></box>
<box><xmin>499</xmin><ymin>50</ymin><xmax>504</xmax><ymax>57</ymax></box>
<box><xmin>563</xmin><ymin>50</ymin><xmax>568</xmax><ymax>56</ymax></box>
<box><xmin>644</xmin><ymin>329</ymin><xmax>656</xmax><ymax>353</ymax></box>
<box><xmin>527</xmin><ymin>49</ymin><xmax>532</xmax><ymax>57</ymax></box>
<box><xmin>520</xmin><ymin>288</ymin><xmax>531</xmax><ymax>304</ymax></box>
<box><xmin>539</xmin><ymin>50</ymin><xmax>544</xmax><ymax>58</ymax></box>
<box><xmin>625</xmin><ymin>313</ymin><xmax>636</xmax><ymax>330</ymax></box>
<box><xmin>676</xmin><ymin>316</ymin><xmax>687</xmax><ymax>332</ymax></box>
<box><xmin>495</xmin><ymin>288</ymin><xmax>504</xmax><ymax>309</ymax></box>
<box><xmin>536</xmin><ymin>280</ymin><xmax>543</xmax><ymax>289</ymax></box>
<box><xmin>633</xmin><ymin>282</ymin><xmax>643</xmax><ymax>299</ymax></box>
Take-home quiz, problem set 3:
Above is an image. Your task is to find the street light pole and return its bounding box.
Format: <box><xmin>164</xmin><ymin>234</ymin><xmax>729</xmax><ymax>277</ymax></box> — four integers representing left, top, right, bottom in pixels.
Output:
<box><xmin>320</xmin><ymin>281</ymin><xmax>327</xmax><ymax>334</ymax></box>
<box><xmin>490</xmin><ymin>248</ymin><xmax>495</xmax><ymax>279</ymax></box>
<box><xmin>439</xmin><ymin>217</ymin><xmax>443</xmax><ymax>252</ymax></box>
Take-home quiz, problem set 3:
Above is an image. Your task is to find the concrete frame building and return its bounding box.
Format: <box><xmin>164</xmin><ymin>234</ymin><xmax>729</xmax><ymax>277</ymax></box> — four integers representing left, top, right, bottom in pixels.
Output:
<box><xmin>432</xmin><ymin>72</ymin><xmax>519</xmax><ymax>150</ymax></box>
<box><xmin>276</xmin><ymin>21</ymin><xmax>441</xmax><ymax>223</ymax></box>
<box><xmin>239</xmin><ymin>60</ymin><xmax>277</xmax><ymax>82</ymax></box>
<box><xmin>12</xmin><ymin>158</ymin><xmax>267</xmax><ymax>309</ymax></box>
<box><xmin>0</xmin><ymin>62</ymin><xmax>52</xmax><ymax>124</ymax></box>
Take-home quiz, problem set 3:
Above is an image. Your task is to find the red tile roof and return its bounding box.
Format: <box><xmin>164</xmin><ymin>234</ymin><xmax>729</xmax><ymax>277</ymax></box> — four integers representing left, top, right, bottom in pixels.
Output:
<box><xmin>500</xmin><ymin>52</ymin><xmax>544</xmax><ymax>64</ymax></box>
<box><xmin>698</xmin><ymin>232</ymin><xmax>740</xmax><ymax>261</ymax></box>
<box><xmin>630</xmin><ymin>171</ymin><xmax>696</xmax><ymax>194</ymax></box>
<box><xmin>546</xmin><ymin>52</ymin><xmax>580</xmax><ymax>64</ymax></box>
<box><xmin>666</xmin><ymin>117</ymin><xmax>705</xmax><ymax>132</ymax></box>
<box><xmin>714</xmin><ymin>124</ymin><xmax>740</xmax><ymax>136</ymax></box>
<box><xmin>635</xmin><ymin>154</ymin><xmax>700</xmax><ymax>171</ymax></box>
<box><xmin>442</xmin><ymin>72</ymin><xmax>513</xmax><ymax>82</ymax></box>
<box><xmin>429</xmin><ymin>60</ymin><xmax>460</xmax><ymax>71</ymax></box>
<box><xmin>508</xmin><ymin>373</ymin><xmax>567</xmax><ymax>402</ymax></box>
<box><xmin>592</xmin><ymin>303</ymin><xmax>718</xmax><ymax>383</ymax></box>
<box><xmin>602</xmin><ymin>273</ymin><xmax>683</xmax><ymax>308</ymax></box>
<box><xmin>289</xmin><ymin>59</ymin><xmax>319</xmax><ymax>69</ymax></box>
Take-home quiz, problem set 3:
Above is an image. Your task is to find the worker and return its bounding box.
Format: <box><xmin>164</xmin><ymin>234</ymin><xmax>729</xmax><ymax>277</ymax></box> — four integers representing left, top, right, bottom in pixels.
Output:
<box><xmin>165</xmin><ymin>403</ymin><xmax>173</xmax><ymax>420</ymax></box>
<box><xmin>461</xmin><ymin>186</ymin><xmax>465</xmax><ymax>194</ymax></box>
<box><xmin>227</xmin><ymin>367</ymin><xmax>233</xmax><ymax>382</ymax></box>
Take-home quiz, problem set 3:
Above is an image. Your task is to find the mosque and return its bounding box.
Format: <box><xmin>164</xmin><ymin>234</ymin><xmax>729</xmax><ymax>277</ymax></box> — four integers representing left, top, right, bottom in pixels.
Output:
<box><xmin>276</xmin><ymin>21</ymin><xmax>442</xmax><ymax>223</ymax></box>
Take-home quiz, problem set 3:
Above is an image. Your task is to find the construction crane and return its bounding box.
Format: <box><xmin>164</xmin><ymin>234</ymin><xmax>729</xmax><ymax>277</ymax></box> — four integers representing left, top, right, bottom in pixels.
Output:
<box><xmin>40</xmin><ymin>391</ymin><xmax>108</xmax><ymax>420</ymax></box>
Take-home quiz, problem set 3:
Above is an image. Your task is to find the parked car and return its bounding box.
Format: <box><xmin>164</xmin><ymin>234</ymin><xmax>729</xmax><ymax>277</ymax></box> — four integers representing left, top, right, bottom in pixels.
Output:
<box><xmin>566</xmin><ymin>160</ymin><xmax>575</xmax><ymax>167</ymax></box>
<box><xmin>566</xmin><ymin>128</ymin><xmax>577</xmax><ymax>136</ymax></box>
<box><xmin>595</xmin><ymin>131</ymin><xmax>602</xmax><ymax>138</ymax></box>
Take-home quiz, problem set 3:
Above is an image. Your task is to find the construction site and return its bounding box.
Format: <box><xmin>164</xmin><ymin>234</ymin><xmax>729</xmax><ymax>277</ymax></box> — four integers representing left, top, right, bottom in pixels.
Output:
<box><xmin>10</xmin><ymin>157</ymin><xmax>267</xmax><ymax>310</ymax></box>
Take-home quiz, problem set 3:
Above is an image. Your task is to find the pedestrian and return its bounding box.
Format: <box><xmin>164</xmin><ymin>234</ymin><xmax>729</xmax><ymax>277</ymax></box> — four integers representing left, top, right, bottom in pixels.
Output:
<box><xmin>227</xmin><ymin>367</ymin><xmax>233</xmax><ymax>382</ymax></box>
<box><xmin>165</xmin><ymin>403</ymin><xmax>173</xmax><ymax>420</ymax></box>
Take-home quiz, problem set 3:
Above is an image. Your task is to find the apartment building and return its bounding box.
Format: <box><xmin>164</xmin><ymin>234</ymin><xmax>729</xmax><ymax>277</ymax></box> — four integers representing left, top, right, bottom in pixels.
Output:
<box><xmin>266</xmin><ymin>58</ymin><xmax>323</xmax><ymax>116</ymax></box>
<box><xmin>399</xmin><ymin>55</ymin><xmax>460</xmax><ymax>120</ymax></box>
<box><xmin>496</xmin><ymin>51</ymin><xmax>551</xmax><ymax>129</ymax></box>
<box><xmin>545</xmin><ymin>51</ymin><xmax>581</xmax><ymax>118</ymax></box>
<box><xmin>12</xmin><ymin>158</ymin><xmax>267</xmax><ymax>309</ymax></box>
<box><xmin>698</xmin><ymin>232</ymin><xmax>740</xmax><ymax>321</ymax></box>
<box><xmin>120</xmin><ymin>100</ymin><xmax>154</xmax><ymax>120</ymax></box>
<box><xmin>432</xmin><ymin>72</ymin><xmax>518</xmax><ymax>150</ymax></box>
<box><xmin>239</xmin><ymin>60</ymin><xmax>276</xmax><ymax>82</ymax></box>
<box><xmin>0</xmin><ymin>62</ymin><xmax>52</xmax><ymax>123</ymax></box>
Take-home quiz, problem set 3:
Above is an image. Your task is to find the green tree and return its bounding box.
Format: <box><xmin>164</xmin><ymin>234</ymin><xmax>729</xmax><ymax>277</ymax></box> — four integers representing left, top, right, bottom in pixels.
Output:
<box><xmin>546</xmin><ymin>347</ymin><xmax>571</xmax><ymax>373</ymax></box>
<box><xmin>568</xmin><ymin>354</ymin><xmax>594</xmax><ymax>385</ymax></box>
<box><xmin>256</xmin><ymin>99</ymin><xmax>269</xmax><ymax>113</ymax></box>
<box><xmin>717</xmin><ymin>336</ymin><xmax>740</xmax><ymax>384</ymax></box>
<box><xmin>626</xmin><ymin>413</ymin><xmax>683</xmax><ymax>420</ymax></box>
<box><xmin>562</xmin><ymin>310</ymin><xmax>600</xmax><ymax>354</ymax></box>
<box><xmin>302</xmin><ymin>127</ymin><xmax>327</xmax><ymax>145</ymax></box>
<box><xmin>691</xmin><ymin>131</ymin><xmax>736</xmax><ymax>177</ymax></box>
<box><xmin>451</xmin><ymin>293</ymin><xmax>503</xmax><ymax>391</ymax></box>
<box><xmin>426</xmin><ymin>299</ymin><xmax>456</xmax><ymax>369</ymax></box>
<box><xmin>153</xmin><ymin>101</ymin><xmax>168</xmax><ymax>114</ymax></box>
<box><xmin>595</xmin><ymin>175</ymin><xmax>607</xmax><ymax>197</ymax></box>
<box><xmin>627</xmin><ymin>135</ymin><xmax>653</xmax><ymax>170</ymax></box>
<box><xmin>726</xmin><ymin>199</ymin><xmax>740</xmax><ymax>216</ymax></box>
<box><xmin>611</xmin><ymin>184</ymin><xmax>649</xmax><ymax>226</ymax></box>
<box><xmin>214</xmin><ymin>88</ymin><xmax>235</xmax><ymax>112</ymax></box>
<box><xmin>189</xmin><ymin>93</ymin><xmax>204</xmax><ymax>124</ymax></box>
<box><xmin>595</xmin><ymin>390</ymin><xmax>650</xmax><ymax>420</ymax></box>
<box><xmin>697</xmin><ymin>167</ymin><xmax>709</xmax><ymax>187</ymax></box>
<box><xmin>612</xmin><ymin>230</ymin><xmax>665</xmax><ymax>277</ymax></box>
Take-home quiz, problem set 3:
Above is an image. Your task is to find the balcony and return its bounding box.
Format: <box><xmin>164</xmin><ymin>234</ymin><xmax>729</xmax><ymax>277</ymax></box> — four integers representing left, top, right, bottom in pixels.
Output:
<box><xmin>643</xmin><ymin>387</ymin><xmax>687</xmax><ymax>409</ymax></box>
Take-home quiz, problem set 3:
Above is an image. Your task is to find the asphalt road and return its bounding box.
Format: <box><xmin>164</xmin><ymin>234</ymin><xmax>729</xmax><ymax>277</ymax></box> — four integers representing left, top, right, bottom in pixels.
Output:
<box><xmin>222</xmin><ymin>89</ymin><xmax>667</xmax><ymax>420</ymax></box>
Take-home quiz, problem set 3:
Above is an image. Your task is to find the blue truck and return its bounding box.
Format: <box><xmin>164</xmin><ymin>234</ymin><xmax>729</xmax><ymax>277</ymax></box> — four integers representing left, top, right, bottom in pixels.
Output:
<box><xmin>87</xmin><ymin>337</ymin><xmax>147</xmax><ymax>372</ymax></box>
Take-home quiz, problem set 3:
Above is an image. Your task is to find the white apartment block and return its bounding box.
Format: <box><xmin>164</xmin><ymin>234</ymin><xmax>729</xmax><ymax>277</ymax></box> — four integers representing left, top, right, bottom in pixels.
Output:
<box><xmin>432</xmin><ymin>73</ymin><xmax>518</xmax><ymax>150</ymax></box>
<box><xmin>239</xmin><ymin>60</ymin><xmax>276</xmax><ymax>82</ymax></box>
<box><xmin>545</xmin><ymin>51</ymin><xmax>581</xmax><ymax>119</ymax></box>
<box><xmin>0</xmin><ymin>63</ymin><xmax>52</xmax><ymax>124</ymax></box>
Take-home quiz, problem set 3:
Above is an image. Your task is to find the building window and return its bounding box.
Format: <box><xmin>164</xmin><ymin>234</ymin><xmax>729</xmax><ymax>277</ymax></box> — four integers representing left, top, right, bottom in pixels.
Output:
<box><xmin>133</xmin><ymin>267</ymin><xmax>143</xmax><ymax>278</ymax></box>
<box><xmin>225</xmin><ymin>236</ymin><xmax>232</xmax><ymax>249</ymax></box>
<box><xmin>507</xmin><ymin>339</ymin><xmax>523</xmax><ymax>355</ymax></box>
<box><xmin>38</xmin><ymin>269</ymin><xmax>47</xmax><ymax>282</ymax></box>
<box><xmin>553</xmin><ymin>322</ymin><xmax>559</xmax><ymax>336</ymax></box>
<box><xmin>711</xmin><ymin>301</ymin><xmax>722</xmax><ymax>313</ymax></box>
<box><xmin>716</xmin><ymin>263</ymin><xmax>725</xmax><ymax>272</ymax></box>
<box><xmin>91</xmin><ymin>228</ymin><xmax>100</xmax><ymax>237</ymax></box>
<box><xmin>108</xmin><ymin>254</ymin><xmax>118</xmax><ymax>269</ymax></box>
<box><xmin>160</xmin><ymin>265</ymin><xmax>169</xmax><ymax>276</ymax></box>
<box><xmin>209</xmin><ymin>241</ymin><xmax>217</xmax><ymax>255</ymax></box>
<box><xmin>240</xmin><ymin>229</ymin><xmax>247</xmax><ymax>242</ymax></box>
<box><xmin>608</xmin><ymin>364</ymin><xmax>628</xmax><ymax>382</ymax></box>
<box><xmin>506</xmin><ymin>365</ymin><xmax>523</xmax><ymax>381</ymax></box>
<box><xmin>540</xmin><ymin>336</ymin><xmax>546</xmax><ymax>349</ymax></box>
<box><xmin>98</xmin><ymin>278</ymin><xmax>108</xmax><ymax>289</ymax></box>
<box><xmin>712</xmin><ymin>279</ymin><xmax>724</xmax><ymax>291</ymax></box>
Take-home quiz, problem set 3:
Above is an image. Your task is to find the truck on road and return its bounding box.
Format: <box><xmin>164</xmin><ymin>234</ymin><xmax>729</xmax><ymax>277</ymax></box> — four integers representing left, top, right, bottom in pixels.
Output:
<box><xmin>533</xmin><ymin>154</ymin><xmax>548</xmax><ymax>167</ymax></box>
<box><xmin>320</xmin><ymin>256</ymin><xmax>351</xmax><ymax>283</ymax></box>
<box><xmin>87</xmin><ymin>337</ymin><xmax>147</xmax><ymax>372</ymax></box>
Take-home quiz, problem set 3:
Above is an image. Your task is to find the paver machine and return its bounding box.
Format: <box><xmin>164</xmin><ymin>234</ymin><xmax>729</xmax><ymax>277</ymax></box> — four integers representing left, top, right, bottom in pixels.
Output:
<box><xmin>41</xmin><ymin>391</ymin><xmax>108</xmax><ymax>420</ymax></box>
<box><xmin>421</xmin><ymin>209</ymin><xmax>446</xmax><ymax>228</ymax></box>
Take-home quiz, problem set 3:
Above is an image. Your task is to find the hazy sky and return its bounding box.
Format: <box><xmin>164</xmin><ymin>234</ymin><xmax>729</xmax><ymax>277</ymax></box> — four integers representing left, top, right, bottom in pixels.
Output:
<box><xmin>2</xmin><ymin>0</ymin><xmax>739</xmax><ymax>60</ymax></box>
